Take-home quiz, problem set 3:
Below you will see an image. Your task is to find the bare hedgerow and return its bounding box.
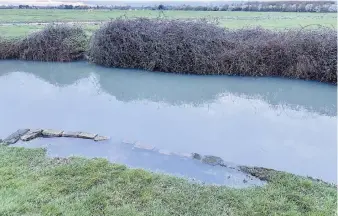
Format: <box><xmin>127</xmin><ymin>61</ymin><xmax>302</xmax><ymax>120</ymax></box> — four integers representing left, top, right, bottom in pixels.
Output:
<box><xmin>0</xmin><ymin>37</ymin><xmax>20</xmax><ymax>60</ymax></box>
<box><xmin>89</xmin><ymin>18</ymin><xmax>337</xmax><ymax>84</ymax></box>
<box><xmin>18</xmin><ymin>24</ymin><xmax>88</xmax><ymax>62</ymax></box>
<box><xmin>226</xmin><ymin>27</ymin><xmax>337</xmax><ymax>83</ymax></box>
<box><xmin>88</xmin><ymin>18</ymin><xmax>234</xmax><ymax>74</ymax></box>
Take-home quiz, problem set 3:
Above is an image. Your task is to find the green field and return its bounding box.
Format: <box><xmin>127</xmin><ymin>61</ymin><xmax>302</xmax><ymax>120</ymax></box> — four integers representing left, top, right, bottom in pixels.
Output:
<box><xmin>0</xmin><ymin>9</ymin><xmax>336</xmax><ymax>37</ymax></box>
<box><xmin>0</xmin><ymin>145</ymin><xmax>336</xmax><ymax>216</ymax></box>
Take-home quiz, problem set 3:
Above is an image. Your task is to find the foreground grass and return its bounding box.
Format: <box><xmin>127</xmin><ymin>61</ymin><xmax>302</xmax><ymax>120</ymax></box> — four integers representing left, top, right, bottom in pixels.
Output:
<box><xmin>0</xmin><ymin>9</ymin><xmax>336</xmax><ymax>37</ymax></box>
<box><xmin>0</xmin><ymin>146</ymin><xmax>336</xmax><ymax>216</ymax></box>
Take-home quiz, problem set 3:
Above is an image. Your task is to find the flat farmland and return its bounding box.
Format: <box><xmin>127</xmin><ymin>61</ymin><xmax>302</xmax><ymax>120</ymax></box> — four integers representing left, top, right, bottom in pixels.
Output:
<box><xmin>0</xmin><ymin>9</ymin><xmax>336</xmax><ymax>37</ymax></box>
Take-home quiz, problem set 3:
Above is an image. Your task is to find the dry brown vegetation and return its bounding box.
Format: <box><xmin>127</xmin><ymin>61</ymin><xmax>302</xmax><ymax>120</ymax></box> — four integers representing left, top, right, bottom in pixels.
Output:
<box><xmin>0</xmin><ymin>20</ymin><xmax>336</xmax><ymax>84</ymax></box>
<box><xmin>0</xmin><ymin>24</ymin><xmax>87</xmax><ymax>62</ymax></box>
<box><xmin>19</xmin><ymin>25</ymin><xmax>87</xmax><ymax>61</ymax></box>
<box><xmin>89</xmin><ymin>19</ymin><xmax>337</xmax><ymax>84</ymax></box>
<box><xmin>0</xmin><ymin>37</ymin><xmax>19</xmax><ymax>60</ymax></box>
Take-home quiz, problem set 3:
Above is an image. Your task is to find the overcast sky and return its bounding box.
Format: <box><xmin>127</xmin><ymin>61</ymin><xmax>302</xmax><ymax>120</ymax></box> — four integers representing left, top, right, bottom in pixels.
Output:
<box><xmin>0</xmin><ymin>0</ymin><xmax>216</xmax><ymax>2</ymax></box>
<box><xmin>0</xmin><ymin>0</ymin><xmax>305</xmax><ymax>6</ymax></box>
<box><xmin>0</xmin><ymin>0</ymin><xmax>226</xmax><ymax>4</ymax></box>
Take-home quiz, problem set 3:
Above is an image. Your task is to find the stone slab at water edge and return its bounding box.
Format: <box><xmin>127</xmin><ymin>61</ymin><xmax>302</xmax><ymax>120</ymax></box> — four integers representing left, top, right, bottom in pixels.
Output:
<box><xmin>20</xmin><ymin>129</ymin><xmax>42</xmax><ymax>141</ymax></box>
<box><xmin>1</xmin><ymin>129</ymin><xmax>110</xmax><ymax>145</ymax></box>
<box><xmin>62</xmin><ymin>131</ymin><xmax>79</xmax><ymax>138</ymax></box>
<box><xmin>3</xmin><ymin>129</ymin><xmax>29</xmax><ymax>144</ymax></box>
<box><xmin>42</xmin><ymin>129</ymin><xmax>63</xmax><ymax>137</ymax></box>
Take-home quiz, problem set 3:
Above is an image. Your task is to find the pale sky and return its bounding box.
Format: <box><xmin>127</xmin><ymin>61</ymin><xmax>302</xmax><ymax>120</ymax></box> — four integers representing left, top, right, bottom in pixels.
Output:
<box><xmin>0</xmin><ymin>0</ymin><xmax>215</xmax><ymax>2</ymax></box>
<box><xmin>0</xmin><ymin>1</ymin><xmax>84</xmax><ymax>6</ymax></box>
<box><xmin>0</xmin><ymin>0</ymin><xmax>300</xmax><ymax>6</ymax></box>
<box><xmin>1</xmin><ymin>0</ymin><xmax>220</xmax><ymax>4</ymax></box>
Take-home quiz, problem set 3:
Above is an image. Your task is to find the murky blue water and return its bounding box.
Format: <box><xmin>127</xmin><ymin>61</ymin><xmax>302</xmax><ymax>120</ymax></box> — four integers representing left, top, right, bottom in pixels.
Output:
<box><xmin>0</xmin><ymin>60</ymin><xmax>336</xmax><ymax>183</ymax></box>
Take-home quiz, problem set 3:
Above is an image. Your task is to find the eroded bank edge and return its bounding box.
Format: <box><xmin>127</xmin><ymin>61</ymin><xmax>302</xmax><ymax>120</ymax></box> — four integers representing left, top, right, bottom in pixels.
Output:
<box><xmin>1</xmin><ymin>128</ymin><xmax>333</xmax><ymax>185</ymax></box>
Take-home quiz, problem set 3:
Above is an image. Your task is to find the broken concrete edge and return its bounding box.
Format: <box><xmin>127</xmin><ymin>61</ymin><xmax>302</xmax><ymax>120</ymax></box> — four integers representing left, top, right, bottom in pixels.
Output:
<box><xmin>42</xmin><ymin>129</ymin><xmax>64</xmax><ymax>137</ymax></box>
<box><xmin>94</xmin><ymin>135</ymin><xmax>110</xmax><ymax>142</ymax></box>
<box><xmin>77</xmin><ymin>132</ymin><xmax>97</xmax><ymax>139</ymax></box>
<box><xmin>3</xmin><ymin>128</ymin><xmax>110</xmax><ymax>144</ymax></box>
<box><xmin>1</xmin><ymin>132</ymin><xmax>277</xmax><ymax>184</ymax></box>
<box><xmin>3</xmin><ymin>129</ymin><xmax>30</xmax><ymax>145</ymax></box>
<box><xmin>21</xmin><ymin>129</ymin><xmax>43</xmax><ymax>141</ymax></box>
<box><xmin>62</xmin><ymin>131</ymin><xmax>79</xmax><ymax>138</ymax></box>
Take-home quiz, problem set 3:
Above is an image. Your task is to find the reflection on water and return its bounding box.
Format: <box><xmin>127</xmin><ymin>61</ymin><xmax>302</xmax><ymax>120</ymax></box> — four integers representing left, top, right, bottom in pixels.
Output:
<box><xmin>0</xmin><ymin>60</ymin><xmax>336</xmax><ymax>183</ymax></box>
<box><xmin>1</xmin><ymin>60</ymin><xmax>336</xmax><ymax>115</ymax></box>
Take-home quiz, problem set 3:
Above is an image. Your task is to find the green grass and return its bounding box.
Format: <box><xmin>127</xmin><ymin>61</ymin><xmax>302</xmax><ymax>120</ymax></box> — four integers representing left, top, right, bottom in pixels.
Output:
<box><xmin>0</xmin><ymin>25</ymin><xmax>99</xmax><ymax>38</ymax></box>
<box><xmin>0</xmin><ymin>25</ymin><xmax>44</xmax><ymax>38</ymax></box>
<box><xmin>0</xmin><ymin>9</ymin><xmax>336</xmax><ymax>37</ymax></box>
<box><xmin>0</xmin><ymin>9</ymin><xmax>336</xmax><ymax>27</ymax></box>
<box><xmin>0</xmin><ymin>145</ymin><xmax>336</xmax><ymax>216</ymax></box>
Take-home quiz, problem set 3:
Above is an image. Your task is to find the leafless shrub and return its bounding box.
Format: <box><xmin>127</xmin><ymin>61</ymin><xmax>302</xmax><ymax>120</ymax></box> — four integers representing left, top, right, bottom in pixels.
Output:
<box><xmin>227</xmin><ymin>27</ymin><xmax>337</xmax><ymax>83</ymax></box>
<box><xmin>0</xmin><ymin>37</ymin><xmax>20</xmax><ymax>59</ymax></box>
<box><xmin>18</xmin><ymin>24</ymin><xmax>87</xmax><ymax>62</ymax></box>
<box><xmin>89</xmin><ymin>18</ymin><xmax>233</xmax><ymax>74</ymax></box>
<box><xmin>89</xmin><ymin>18</ymin><xmax>337</xmax><ymax>84</ymax></box>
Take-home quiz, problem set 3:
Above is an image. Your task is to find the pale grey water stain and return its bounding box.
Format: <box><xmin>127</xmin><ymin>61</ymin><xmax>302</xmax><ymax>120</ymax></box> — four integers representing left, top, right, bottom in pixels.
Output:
<box><xmin>13</xmin><ymin>138</ymin><xmax>263</xmax><ymax>187</ymax></box>
<box><xmin>0</xmin><ymin>60</ymin><xmax>336</xmax><ymax>183</ymax></box>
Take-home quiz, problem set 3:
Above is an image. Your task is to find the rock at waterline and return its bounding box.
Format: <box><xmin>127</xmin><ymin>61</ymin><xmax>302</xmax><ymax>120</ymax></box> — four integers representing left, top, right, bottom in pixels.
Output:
<box><xmin>77</xmin><ymin>132</ymin><xmax>97</xmax><ymax>139</ymax></box>
<box><xmin>3</xmin><ymin>129</ymin><xmax>29</xmax><ymax>145</ymax></box>
<box><xmin>201</xmin><ymin>155</ymin><xmax>225</xmax><ymax>166</ymax></box>
<box><xmin>62</xmin><ymin>131</ymin><xmax>79</xmax><ymax>138</ymax></box>
<box><xmin>94</xmin><ymin>135</ymin><xmax>110</xmax><ymax>142</ymax></box>
<box><xmin>192</xmin><ymin>153</ymin><xmax>202</xmax><ymax>160</ymax></box>
<box><xmin>42</xmin><ymin>129</ymin><xmax>63</xmax><ymax>137</ymax></box>
<box><xmin>21</xmin><ymin>129</ymin><xmax>42</xmax><ymax>141</ymax></box>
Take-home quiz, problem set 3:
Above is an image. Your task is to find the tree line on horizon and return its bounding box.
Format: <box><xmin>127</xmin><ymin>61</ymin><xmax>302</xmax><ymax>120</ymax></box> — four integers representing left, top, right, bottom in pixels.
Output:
<box><xmin>0</xmin><ymin>1</ymin><xmax>337</xmax><ymax>13</ymax></box>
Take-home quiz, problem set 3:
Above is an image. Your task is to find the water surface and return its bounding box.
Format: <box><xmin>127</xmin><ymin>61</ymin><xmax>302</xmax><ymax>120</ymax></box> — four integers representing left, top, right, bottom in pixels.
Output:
<box><xmin>0</xmin><ymin>60</ymin><xmax>336</xmax><ymax>183</ymax></box>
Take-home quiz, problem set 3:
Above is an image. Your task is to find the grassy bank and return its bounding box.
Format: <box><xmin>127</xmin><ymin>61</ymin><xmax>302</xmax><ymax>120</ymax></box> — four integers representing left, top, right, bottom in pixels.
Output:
<box><xmin>0</xmin><ymin>145</ymin><xmax>336</xmax><ymax>216</ymax></box>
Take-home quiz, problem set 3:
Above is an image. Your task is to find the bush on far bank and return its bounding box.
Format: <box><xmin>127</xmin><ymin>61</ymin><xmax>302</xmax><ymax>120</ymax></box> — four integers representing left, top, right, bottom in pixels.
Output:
<box><xmin>0</xmin><ymin>37</ymin><xmax>19</xmax><ymax>60</ymax></box>
<box><xmin>18</xmin><ymin>25</ymin><xmax>88</xmax><ymax>62</ymax></box>
<box><xmin>89</xmin><ymin>18</ymin><xmax>337</xmax><ymax>84</ymax></box>
<box><xmin>0</xmin><ymin>20</ymin><xmax>336</xmax><ymax>84</ymax></box>
<box><xmin>0</xmin><ymin>24</ymin><xmax>87</xmax><ymax>62</ymax></box>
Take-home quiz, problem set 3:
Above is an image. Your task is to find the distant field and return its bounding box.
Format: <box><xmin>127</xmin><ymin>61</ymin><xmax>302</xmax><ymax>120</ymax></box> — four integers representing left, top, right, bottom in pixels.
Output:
<box><xmin>0</xmin><ymin>9</ymin><xmax>336</xmax><ymax>37</ymax></box>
